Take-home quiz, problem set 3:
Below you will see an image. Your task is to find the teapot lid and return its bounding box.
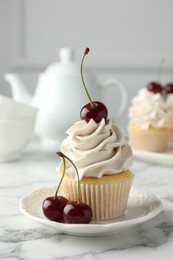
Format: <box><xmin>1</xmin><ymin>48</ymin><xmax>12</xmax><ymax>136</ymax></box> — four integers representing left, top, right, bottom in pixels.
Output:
<box><xmin>44</xmin><ymin>48</ymin><xmax>79</xmax><ymax>76</ymax></box>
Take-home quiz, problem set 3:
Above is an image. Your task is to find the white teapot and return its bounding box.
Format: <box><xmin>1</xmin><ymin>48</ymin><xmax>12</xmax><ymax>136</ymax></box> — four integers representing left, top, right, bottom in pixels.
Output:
<box><xmin>5</xmin><ymin>48</ymin><xmax>128</xmax><ymax>147</ymax></box>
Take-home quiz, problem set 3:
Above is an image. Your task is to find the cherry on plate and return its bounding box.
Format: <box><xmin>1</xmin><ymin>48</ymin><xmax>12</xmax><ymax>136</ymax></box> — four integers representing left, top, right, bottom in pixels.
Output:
<box><xmin>42</xmin><ymin>196</ymin><xmax>68</xmax><ymax>222</ymax></box>
<box><xmin>63</xmin><ymin>201</ymin><xmax>93</xmax><ymax>224</ymax></box>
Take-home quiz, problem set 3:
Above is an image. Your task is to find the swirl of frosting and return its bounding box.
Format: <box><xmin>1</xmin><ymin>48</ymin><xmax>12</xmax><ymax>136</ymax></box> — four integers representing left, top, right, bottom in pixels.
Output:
<box><xmin>166</xmin><ymin>94</ymin><xmax>173</xmax><ymax>113</ymax></box>
<box><xmin>59</xmin><ymin>118</ymin><xmax>133</xmax><ymax>180</ymax></box>
<box><xmin>128</xmin><ymin>88</ymin><xmax>173</xmax><ymax>129</ymax></box>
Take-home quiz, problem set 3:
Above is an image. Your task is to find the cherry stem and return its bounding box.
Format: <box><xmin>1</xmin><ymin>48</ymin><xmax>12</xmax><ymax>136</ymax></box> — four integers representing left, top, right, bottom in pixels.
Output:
<box><xmin>80</xmin><ymin>48</ymin><xmax>94</xmax><ymax>108</ymax></box>
<box><xmin>57</xmin><ymin>152</ymin><xmax>81</xmax><ymax>204</ymax></box>
<box><xmin>171</xmin><ymin>57</ymin><xmax>173</xmax><ymax>82</ymax></box>
<box><xmin>157</xmin><ymin>58</ymin><xmax>165</xmax><ymax>83</ymax></box>
<box><xmin>54</xmin><ymin>153</ymin><xmax>66</xmax><ymax>199</ymax></box>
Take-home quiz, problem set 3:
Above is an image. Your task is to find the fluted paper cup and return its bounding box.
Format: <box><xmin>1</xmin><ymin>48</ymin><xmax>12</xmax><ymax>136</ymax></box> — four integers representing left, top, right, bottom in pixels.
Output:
<box><xmin>128</xmin><ymin>124</ymin><xmax>172</xmax><ymax>152</ymax></box>
<box><xmin>169</xmin><ymin>129</ymin><xmax>173</xmax><ymax>149</ymax></box>
<box><xmin>61</xmin><ymin>170</ymin><xmax>134</xmax><ymax>221</ymax></box>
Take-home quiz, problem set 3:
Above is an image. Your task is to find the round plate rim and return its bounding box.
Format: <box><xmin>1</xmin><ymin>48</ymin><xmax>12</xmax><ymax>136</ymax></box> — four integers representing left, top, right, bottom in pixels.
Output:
<box><xmin>19</xmin><ymin>186</ymin><xmax>162</xmax><ymax>236</ymax></box>
<box><xmin>133</xmin><ymin>148</ymin><xmax>173</xmax><ymax>166</ymax></box>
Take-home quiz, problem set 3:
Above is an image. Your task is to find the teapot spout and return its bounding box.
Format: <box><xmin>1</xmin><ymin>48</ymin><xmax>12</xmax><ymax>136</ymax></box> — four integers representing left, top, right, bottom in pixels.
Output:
<box><xmin>4</xmin><ymin>73</ymin><xmax>32</xmax><ymax>105</ymax></box>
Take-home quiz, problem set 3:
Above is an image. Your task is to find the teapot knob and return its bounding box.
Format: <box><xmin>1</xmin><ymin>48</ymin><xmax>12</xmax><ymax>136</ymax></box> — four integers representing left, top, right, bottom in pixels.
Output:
<box><xmin>59</xmin><ymin>48</ymin><xmax>75</xmax><ymax>63</ymax></box>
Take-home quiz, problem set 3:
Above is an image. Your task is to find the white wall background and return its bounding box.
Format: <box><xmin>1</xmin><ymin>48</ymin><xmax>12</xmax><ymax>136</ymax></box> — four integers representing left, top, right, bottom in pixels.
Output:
<box><xmin>0</xmin><ymin>0</ymin><xmax>173</xmax><ymax>128</ymax></box>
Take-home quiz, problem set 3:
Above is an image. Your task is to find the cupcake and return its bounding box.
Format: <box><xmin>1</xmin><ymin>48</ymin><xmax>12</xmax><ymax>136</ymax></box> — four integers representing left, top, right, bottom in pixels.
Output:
<box><xmin>58</xmin><ymin>118</ymin><xmax>134</xmax><ymax>221</ymax></box>
<box><xmin>55</xmin><ymin>47</ymin><xmax>134</xmax><ymax>221</ymax></box>
<box><xmin>128</xmin><ymin>84</ymin><xmax>173</xmax><ymax>152</ymax></box>
<box><xmin>165</xmin><ymin>83</ymin><xmax>173</xmax><ymax>148</ymax></box>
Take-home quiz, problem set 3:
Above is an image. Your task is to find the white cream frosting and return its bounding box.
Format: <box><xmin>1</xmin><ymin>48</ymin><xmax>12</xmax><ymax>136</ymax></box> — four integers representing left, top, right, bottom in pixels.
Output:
<box><xmin>166</xmin><ymin>94</ymin><xmax>173</xmax><ymax>112</ymax></box>
<box><xmin>58</xmin><ymin>118</ymin><xmax>133</xmax><ymax>180</ymax></box>
<box><xmin>129</xmin><ymin>88</ymin><xmax>173</xmax><ymax>129</ymax></box>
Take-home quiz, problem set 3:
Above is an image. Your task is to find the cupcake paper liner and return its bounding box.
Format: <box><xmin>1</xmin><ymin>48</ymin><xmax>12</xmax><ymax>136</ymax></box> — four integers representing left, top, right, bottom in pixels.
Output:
<box><xmin>128</xmin><ymin>126</ymin><xmax>172</xmax><ymax>152</ymax></box>
<box><xmin>61</xmin><ymin>175</ymin><xmax>134</xmax><ymax>221</ymax></box>
<box><xmin>169</xmin><ymin>130</ymin><xmax>173</xmax><ymax>149</ymax></box>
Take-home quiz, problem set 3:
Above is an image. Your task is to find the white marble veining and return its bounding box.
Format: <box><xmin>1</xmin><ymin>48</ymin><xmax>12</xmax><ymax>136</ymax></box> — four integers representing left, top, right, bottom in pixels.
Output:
<box><xmin>0</xmin><ymin>140</ymin><xmax>173</xmax><ymax>260</ymax></box>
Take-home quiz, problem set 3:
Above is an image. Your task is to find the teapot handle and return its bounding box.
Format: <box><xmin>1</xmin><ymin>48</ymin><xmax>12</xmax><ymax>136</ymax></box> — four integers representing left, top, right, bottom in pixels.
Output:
<box><xmin>100</xmin><ymin>79</ymin><xmax>128</xmax><ymax>122</ymax></box>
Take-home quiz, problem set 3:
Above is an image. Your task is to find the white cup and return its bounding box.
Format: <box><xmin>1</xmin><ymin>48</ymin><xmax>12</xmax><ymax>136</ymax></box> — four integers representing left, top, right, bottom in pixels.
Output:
<box><xmin>0</xmin><ymin>118</ymin><xmax>36</xmax><ymax>162</ymax></box>
<box><xmin>0</xmin><ymin>95</ymin><xmax>38</xmax><ymax>119</ymax></box>
<box><xmin>0</xmin><ymin>95</ymin><xmax>38</xmax><ymax>162</ymax></box>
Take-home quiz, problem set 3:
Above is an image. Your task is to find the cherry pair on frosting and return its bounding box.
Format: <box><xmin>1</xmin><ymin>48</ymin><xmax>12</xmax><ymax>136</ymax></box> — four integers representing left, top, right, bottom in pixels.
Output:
<box><xmin>147</xmin><ymin>82</ymin><xmax>173</xmax><ymax>94</ymax></box>
<box><xmin>147</xmin><ymin>59</ymin><xmax>173</xmax><ymax>94</ymax></box>
<box><xmin>42</xmin><ymin>152</ymin><xmax>92</xmax><ymax>224</ymax></box>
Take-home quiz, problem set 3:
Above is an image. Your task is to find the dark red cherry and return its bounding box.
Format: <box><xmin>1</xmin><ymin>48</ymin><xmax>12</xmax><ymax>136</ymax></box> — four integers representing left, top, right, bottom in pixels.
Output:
<box><xmin>165</xmin><ymin>83</ymin><xmax>173</xmax><ymax>94</ymax></box>
<box><xmin>42</xmin><ymin>196</ymin><xmax>69</xmax><ymax>222</ymax></box>
<box><xmin>63</xmin><ymin>202</ymin><xmax>93</xmax><ymax>224</ymax></box>
<box><xmin>147</xmin><ymin>82</ymin><xmax>163</xmax><ymax>93</ymax></box>
<box><xmin>80</xmin><ymin>101</ymin><xmax>108</xmax><ymax>123</ymax></box>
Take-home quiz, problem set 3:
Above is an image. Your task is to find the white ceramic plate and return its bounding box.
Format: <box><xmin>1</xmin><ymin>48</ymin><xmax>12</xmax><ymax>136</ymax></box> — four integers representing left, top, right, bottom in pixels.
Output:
<box><xmin>19</xmin><ymin>186</ymin><xmax>162</xmax><ymax>237</ymax></box>
<box><xmin>133</xmin><ymin>149</ymin><xmax>173</xmax><ymax>167</ymax></box>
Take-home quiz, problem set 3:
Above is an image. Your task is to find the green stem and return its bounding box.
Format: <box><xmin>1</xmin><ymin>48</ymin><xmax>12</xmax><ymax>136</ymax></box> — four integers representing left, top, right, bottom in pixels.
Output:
<box><xmin>54</xmin><ymin>156</ymin><xmax>66</xmax><ymax>199</ymax></box>
<box><xmin>63</xmin><ymin>155</ymin><xmax>81</xmax><ymax>204</ymax></box>
<box><xmin>157</xmin><ymin>58</ymin><xmax>165</xmax><ymax>83</ymax></box>
<box><xmin>80</xmin><ymin>49</ymin><xmax>94</xmax><ymax>108</ymax></box>
<box><xmin>171</xmin><ymin>58</ymin><xmax>173</xmax><ymax>82</ymax></box>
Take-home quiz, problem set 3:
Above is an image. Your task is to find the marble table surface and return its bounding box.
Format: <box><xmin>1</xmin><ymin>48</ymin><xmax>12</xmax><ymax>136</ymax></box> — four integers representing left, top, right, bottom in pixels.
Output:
<box><xmin>0</xmin><ymin>140</ymin><xmax>173</xmax><ymax>260</ymax></box>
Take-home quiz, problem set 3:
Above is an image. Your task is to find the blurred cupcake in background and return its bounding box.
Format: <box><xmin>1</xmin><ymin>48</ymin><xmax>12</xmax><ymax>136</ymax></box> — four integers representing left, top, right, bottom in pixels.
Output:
<box><xmin>128</xmin><ymin>82</ymin><xmax>173</xmax><ymax>152</ymax></box>
<box><xmin>165</xmin><ymin>83</ymin><xmax>173</xmax><ymax>148</ymax></box>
